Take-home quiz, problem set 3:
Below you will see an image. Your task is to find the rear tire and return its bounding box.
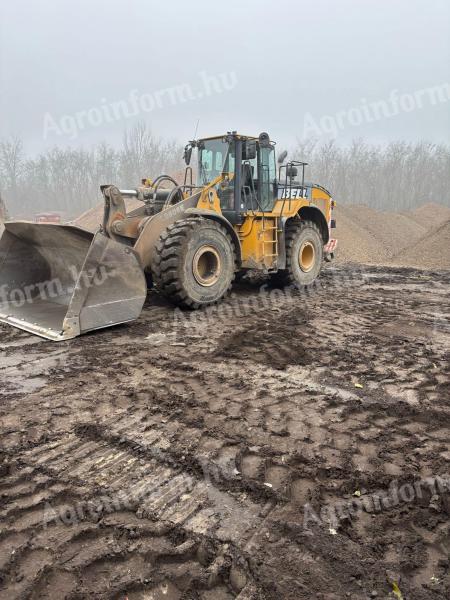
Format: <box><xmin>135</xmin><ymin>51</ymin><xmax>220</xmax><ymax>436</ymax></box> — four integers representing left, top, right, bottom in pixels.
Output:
<box><xmin>152</xmin><ymin>217</ymin><xmax>236</xmax><ymax>308</ymax></box>
<box><xmin>272</xmin><ymin>219</ymin><xmax>323</xmax><ymax>287</ymax></box>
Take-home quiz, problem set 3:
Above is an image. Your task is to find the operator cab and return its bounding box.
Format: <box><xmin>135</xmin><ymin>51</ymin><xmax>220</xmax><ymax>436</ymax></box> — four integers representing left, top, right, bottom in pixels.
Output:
<box><xmin>184</xmin><ymin>132</ymin><xmax>278</xmax><ymax>223</ymax></box>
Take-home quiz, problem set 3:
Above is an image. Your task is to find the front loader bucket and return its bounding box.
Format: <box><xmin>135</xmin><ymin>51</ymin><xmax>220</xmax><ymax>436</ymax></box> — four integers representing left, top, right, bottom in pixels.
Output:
<box><xmin>0</xmin><ymin>222</ymin><xmax>147</xmax><ymax>341</ymax></box>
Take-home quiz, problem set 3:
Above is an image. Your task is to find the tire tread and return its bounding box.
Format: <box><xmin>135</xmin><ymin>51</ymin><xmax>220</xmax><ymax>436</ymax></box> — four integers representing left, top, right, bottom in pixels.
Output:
<box><xmin>152</xmin><ymin>217</ymin><xmax>236</xmax><ymax>308</ymax></box>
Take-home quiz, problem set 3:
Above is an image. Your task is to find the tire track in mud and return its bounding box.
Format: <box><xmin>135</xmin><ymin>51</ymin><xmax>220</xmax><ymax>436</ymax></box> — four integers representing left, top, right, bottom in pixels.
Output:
<box><xmin>0</xmin><ymin>392</ymin><xmax>267</xmax><ymax>597</ymax></box>
<box><xmin>0</xmin><ymin>265</ymin><xmax>449</xmax><ymax>599</ymax></box>
<box><xmin>0</xmin><ymin>435</ymin><xmax>260</xmax><ymax>599</ymax></box>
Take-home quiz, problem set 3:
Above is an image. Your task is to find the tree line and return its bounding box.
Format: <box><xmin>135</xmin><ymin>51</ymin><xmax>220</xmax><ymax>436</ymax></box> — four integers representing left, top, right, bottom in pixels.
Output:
<box><xmin>0</xmin><ymin>124</ymin><xmax>449</xmax><ymax>219</ymax></box>
<box><xmin>293</xmin><ymin>138</ymin><xmax>450</xmax><ymax>211</ymax></box>
<box><xmin>0</xmin><ymin>123</ymin><xmax>184</xmax><ymax>219</ymax></box>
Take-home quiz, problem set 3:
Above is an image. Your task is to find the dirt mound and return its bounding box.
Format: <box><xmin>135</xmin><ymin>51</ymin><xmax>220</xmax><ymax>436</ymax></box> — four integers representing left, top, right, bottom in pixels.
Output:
<box><xmin>409</xmin><ymin>202</ymin><xmax>450</xmax><ymax>231</ymax></box>
<box><xmin>73</xmin><ymin>198</ymin><xmax>143</xmax><ymax>232</ymax></box>
<box><xmin>334</xmin><ymin>202</ymin><xmax>450</xmax><ymax>269</ymax></box>
<box><xmin>71</xmin><ymin>203</ymin><xmax>105</xmax><ymax>231</ymax></box>
<box><xmin>333</xmin><ymin>205</ymin><xmax>387</xmax><ymax>264</ymax></box>
<box><xmin>392</xmin><ymin>219</ymin><xmax>450</xmax><ymax>269</ymax></box>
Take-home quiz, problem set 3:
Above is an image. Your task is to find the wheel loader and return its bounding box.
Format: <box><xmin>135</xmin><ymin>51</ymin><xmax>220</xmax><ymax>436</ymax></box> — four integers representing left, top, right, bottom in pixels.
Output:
<box><xmin>0</xmin><ymin>132</ymin><xmax>337</xmax><ymax>341</ymax></box>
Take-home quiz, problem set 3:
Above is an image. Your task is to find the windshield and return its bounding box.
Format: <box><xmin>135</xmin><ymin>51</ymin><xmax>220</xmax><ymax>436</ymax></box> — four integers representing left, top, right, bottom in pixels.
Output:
<box><xmin>198</xmin><ymin>138</ymin><xmax>235</xmax><ymax>185</ymax></box>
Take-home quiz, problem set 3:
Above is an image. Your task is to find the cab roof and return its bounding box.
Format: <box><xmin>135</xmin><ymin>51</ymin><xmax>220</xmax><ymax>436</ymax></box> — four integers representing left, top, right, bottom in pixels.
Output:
<box><xmin>198</xmin><ymin>133</ymin><xmax>258</xmax><ymax>142</ymax></box>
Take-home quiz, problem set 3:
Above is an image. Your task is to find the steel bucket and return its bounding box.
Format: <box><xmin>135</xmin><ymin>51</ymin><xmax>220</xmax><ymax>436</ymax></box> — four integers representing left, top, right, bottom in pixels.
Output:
<box><xmin>0</xmin><ymin>222</ymin><xmax>147</xmax><ymax>341</ymax></box>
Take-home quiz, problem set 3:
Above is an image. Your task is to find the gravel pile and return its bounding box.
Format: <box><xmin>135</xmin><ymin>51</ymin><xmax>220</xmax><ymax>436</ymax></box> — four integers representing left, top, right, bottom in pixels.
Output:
<box><xmin>73</xmin><ymin>199</ymin><xmax>450</xmax><ymax>271</ymax></box>
<box><xmin>334</xmin><ymin>202</ymin><xmax>450</xmax><ymax>269</ymax></box>
<box><xmin>73</xmin><ymin>198</ymin><xmax>143</xmax><ymax>231</ymax></box>
<box><xmin>392</xmin><ymin>219</ymin><xmax>450</xmax><ymax>270</ymax></box>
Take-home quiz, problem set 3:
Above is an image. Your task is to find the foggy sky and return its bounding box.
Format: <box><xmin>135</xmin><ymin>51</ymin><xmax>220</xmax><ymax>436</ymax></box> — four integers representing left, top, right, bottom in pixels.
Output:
<box><xmin>1</xmin><ymin>0</ymin><xmax>449</xmax><ymax>154</ymax></box>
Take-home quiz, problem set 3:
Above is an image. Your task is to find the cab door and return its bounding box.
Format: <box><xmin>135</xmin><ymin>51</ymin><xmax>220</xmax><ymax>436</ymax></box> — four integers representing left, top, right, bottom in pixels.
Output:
<box><xmin>258</xmin><ymin>145</ymin><xmax>277</xmax><ymax>212</ymax></box>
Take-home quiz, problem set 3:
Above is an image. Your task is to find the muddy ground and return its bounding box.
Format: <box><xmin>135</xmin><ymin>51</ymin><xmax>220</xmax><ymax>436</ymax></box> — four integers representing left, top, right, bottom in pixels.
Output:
<box><xmin>0</xmin><ymin>264</ymin><xmax>449</xmax><ymax>600</ymax></box>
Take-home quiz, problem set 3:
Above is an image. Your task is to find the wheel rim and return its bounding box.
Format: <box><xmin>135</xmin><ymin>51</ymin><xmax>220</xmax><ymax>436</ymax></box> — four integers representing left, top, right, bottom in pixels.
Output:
<box><xmin>299</xmin><ymin>241</ymin><xmax>315</xmax><ymax>273</ymax></box>
<box><xmin>192</xmin><ymin>245</ymin><xmax>221</xmax><ymax>287</ymax></box>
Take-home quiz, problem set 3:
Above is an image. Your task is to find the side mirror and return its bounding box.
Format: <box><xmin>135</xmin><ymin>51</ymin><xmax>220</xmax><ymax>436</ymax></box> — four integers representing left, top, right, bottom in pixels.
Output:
<box><xmin>278</xmin><ymin>150</ymin><xmax>288</xmax><ymax>164</ymax></box>
<box><xmin>242</xmin><ymin>140</ymin><xmax>256</xmax><ymax>160</ymax></box>
<box><xmin>183</xmin><ymin>145</ymin><xmax>193</xmax><ymax>165</ymax></box>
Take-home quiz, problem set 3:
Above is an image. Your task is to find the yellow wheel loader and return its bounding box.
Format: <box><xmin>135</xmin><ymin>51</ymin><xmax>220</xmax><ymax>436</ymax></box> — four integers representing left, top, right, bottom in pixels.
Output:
<box><xmin>0</xmin><ymin>132</ymin><xmax>337</xmax><ymax>341</ymax></box>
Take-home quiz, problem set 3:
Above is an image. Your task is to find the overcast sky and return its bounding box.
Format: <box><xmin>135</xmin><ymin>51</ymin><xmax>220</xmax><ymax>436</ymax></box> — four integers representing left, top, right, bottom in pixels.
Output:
<box><xmin>1</xmin><ymin>0</ymin><xmax>449</xmax><ymax>154</ymax></box>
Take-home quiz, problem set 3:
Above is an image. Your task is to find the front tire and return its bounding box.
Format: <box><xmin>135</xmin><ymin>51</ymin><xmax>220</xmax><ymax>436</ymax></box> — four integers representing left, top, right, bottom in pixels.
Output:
<box><xmin>152</xmin><ymin>217</ymin><xmax>236</xmax><ymax>308</ymax></box>
<box><xmin>273</xmin><ymin>219</ymin><xmax>324</xmax><ymax>287</ymax></box>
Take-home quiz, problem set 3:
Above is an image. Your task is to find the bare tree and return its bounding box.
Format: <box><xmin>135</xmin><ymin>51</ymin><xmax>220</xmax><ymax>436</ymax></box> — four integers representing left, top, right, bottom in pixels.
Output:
<box><xmin>0</xmin><ymin>136</ymin><xmax>25</xmax><ymax>206</ymax></box>
<box><xmin>1</xmin><ymin>133</ymin><xmax>448</xmax><ymax>219</ymax></box>
<box><xmin>120</xmin><ymin>122</ymin><xmax>182</xmax><ymax>186</ymax></box>
<box><xmin>0</xmin><ymin>193</ymin><xmax>8</xmax><ymax>221</ymax></box>
<box><xmin>293</xmin><ymin>139</ymin><xmax>450</xmax><ymax>211</ymax></box>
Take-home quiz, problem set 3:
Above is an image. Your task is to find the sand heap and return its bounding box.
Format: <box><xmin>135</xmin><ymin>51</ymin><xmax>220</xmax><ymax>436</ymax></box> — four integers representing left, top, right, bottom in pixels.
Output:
<box><xmin>73</xmin><ymin>198</ymin><xmax>143</xmax><ymax>232</ymax></box>
<box><xmin>72</xmin><ymin>198</ymin><xmax>450</xmax><ymax>271</ymax></box>
<box><xmin>392</xmin><ymin>219</ymin><xmax>450</xmax><ymax>270</ymax></box>
<box><xmin>333</xmin><ymin>202</ymin><xmax>450</xmax><ymax>269</ymax></box>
